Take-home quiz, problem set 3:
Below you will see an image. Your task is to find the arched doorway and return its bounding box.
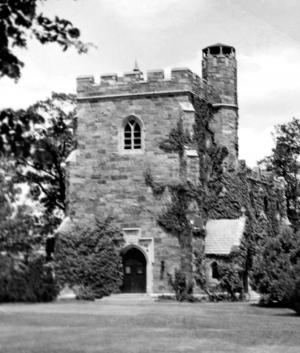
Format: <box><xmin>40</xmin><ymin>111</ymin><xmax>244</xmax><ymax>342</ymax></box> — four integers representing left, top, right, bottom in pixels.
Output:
<box><xmin>122</xmin><ymin>247</ymin><xmax>146</xmax><ymax>293</ymax></box>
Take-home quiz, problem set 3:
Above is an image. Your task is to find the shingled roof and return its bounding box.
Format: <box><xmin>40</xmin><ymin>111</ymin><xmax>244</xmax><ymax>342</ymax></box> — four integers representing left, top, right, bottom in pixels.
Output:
<box><xmin>205</xmin><ymin>217</ymin><xmax>246</xmax><ymax>255</ymax></box>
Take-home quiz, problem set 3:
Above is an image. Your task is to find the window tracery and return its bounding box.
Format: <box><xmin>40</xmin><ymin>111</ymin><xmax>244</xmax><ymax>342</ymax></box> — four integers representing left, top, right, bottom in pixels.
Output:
<box><xmin>124</xmin><ymin>117</ymin><xmax>142</xmax><ymax>150</ymax></box>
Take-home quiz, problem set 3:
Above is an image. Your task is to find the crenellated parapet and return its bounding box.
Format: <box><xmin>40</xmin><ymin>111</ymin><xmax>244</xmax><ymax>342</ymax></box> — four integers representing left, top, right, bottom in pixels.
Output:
<box><xmin>76</xmin><ymin>43</ymin><xmax>239</xmax><ymax>170</ymax></box>
<box><xmin>76</xmin><ymin>67</ymin><xmax>221</xmax><ymax>104</ymax></box>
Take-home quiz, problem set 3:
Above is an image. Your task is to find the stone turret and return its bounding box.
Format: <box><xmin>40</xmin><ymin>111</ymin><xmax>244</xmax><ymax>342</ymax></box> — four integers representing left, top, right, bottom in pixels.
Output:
<box><xmin>202</xmin><ymin>43</ymin><xmax>239</xmax><ymax>169</ymax></box>
<box><xmin>202</xmin><ymin>43</ymin><xmax>237</xmax><ymax>105</ymax></box>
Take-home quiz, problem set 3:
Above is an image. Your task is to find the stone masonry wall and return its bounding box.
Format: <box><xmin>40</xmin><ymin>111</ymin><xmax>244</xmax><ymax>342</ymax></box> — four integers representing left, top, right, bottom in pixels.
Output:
<box><xmin>202</xmin><ymin>45</ymin><xmax>239</xmax><ymax>165</ymax></box>
<box><xmin>210</xmin><ymin>107</ymin><xmax>239</xmax><ymax>168</ymax></box>
<box><xmin>69</xmin><ymin>89</ymin><xmax>199</xmax><ymax>293</ymax></box>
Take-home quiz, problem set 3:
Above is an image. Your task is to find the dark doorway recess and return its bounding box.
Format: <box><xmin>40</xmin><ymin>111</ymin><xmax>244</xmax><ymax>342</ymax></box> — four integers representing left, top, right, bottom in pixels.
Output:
<box><xmin>122</xmin><ymin>247</ymin><xmax>146</xmax><ymax>293</ymax></box>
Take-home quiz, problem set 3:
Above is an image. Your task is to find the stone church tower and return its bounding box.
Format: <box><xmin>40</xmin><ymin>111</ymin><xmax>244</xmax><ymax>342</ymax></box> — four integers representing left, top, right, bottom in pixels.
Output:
<box><xmin>67</xmin><ymin>43</ymin><xmax>239</xmax><ymax>295</ymax></box>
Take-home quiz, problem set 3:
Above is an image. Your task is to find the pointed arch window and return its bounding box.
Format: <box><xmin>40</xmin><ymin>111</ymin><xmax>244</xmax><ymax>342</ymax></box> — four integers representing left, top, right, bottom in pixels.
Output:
<box><xmin>124</xmin><ymin>117</ymin><xmax>142</xmax><ymax>150</ymax></box>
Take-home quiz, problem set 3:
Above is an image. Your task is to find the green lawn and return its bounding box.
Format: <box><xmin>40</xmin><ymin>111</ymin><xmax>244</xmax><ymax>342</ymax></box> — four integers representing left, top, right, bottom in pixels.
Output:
<box><xmin>0</xmin><ymin>298</ymin><xmax>299</xmax><ymax>353</ymax></box>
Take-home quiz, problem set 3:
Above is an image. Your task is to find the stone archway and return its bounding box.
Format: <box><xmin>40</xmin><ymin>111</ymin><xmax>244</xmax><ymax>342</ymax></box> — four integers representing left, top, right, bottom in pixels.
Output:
<box><xmin>122</xmin><ymin>247</ymin><xmax>146</xmax><ymax>293</ymax></box>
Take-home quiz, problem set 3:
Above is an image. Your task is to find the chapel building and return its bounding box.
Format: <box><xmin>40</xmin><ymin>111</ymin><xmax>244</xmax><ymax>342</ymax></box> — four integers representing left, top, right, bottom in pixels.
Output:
<box><xmin>66</xmin><ymin>43</ymin><xmax>242</xmax><ymax>294</ymax></box>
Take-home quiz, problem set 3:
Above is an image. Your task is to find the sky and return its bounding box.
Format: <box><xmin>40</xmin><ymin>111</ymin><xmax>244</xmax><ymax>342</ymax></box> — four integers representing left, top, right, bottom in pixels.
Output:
<box><xmin>0</xmin><ymin>0</ymin><xmax>300</xmax><ymax>166</ymax></box>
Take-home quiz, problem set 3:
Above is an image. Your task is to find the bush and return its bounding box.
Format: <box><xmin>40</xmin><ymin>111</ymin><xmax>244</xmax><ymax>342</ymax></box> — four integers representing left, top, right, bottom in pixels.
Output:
<box><xmin>74</xmin><ymin>285</ymin><xmax>95</xmax><ymax>301</ymax></box>
<box><xmin>27</xmin><ymin>257</ymin><xmax>58</xmax><ymax>302</ymax></box>
<box><xmin>251</xmin><ymin>226</ymin><xmax>300</xmax><ymax>309</ymax></box>
<box><xmin>54</xmin><ymin>218</ymin><xmax>124</xmax><ymax>299</ymax></box>
<box><xmin>0</xmin><ymin>255</ymin><xmax>58</xmax><ymax>302</ymax></box>
<box><xmin>217</xmin><ymin>262</ymin><xmax>244</xmax><ymax>301</ymax></box>
<box><xmin>168</xmin><ymin>269</ymin><xmax>194</xmax><ymax>302</ymax></box>
<box><xmin>205</xmin><ymin>288</ymin><xmax>233</xmax><ymax>302</ymax></box>
<box><xmin>290</xmin><ymin>279</ymin><xmax>300</xmax><ymax>315</ymax></box>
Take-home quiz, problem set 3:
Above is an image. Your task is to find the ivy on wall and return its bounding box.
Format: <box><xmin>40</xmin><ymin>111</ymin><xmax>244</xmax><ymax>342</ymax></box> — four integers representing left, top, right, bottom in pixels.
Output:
<box><xmin>54</xmin><ymin>217</ymin><xmax>124</xmax><ymax>299</ymax></box>
<box><xmin>146</xmin><ymin>95</ymin><xmax>288</xmax><ymax>299</ymax></box>
<box><xmin>209</xmin><ymin>168</ymin><xmax>287</xmax><ymax>287</ymax></box>
<box><xmin>145</xmin><ymin>97</ymin><xmax>228</xmax><ymax>296</ymax></box>
<box><xmin>145</xmin><ymin>118</ymin><xmax>196</xmax><ymax>289</ymax></box>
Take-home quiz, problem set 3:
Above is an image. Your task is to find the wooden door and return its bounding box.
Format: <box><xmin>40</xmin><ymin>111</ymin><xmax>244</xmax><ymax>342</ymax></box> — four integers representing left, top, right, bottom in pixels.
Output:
<box><xmin>122</xmin><ymin>248</ymin><xmax>146</xmax><ymax>293</ymax></box>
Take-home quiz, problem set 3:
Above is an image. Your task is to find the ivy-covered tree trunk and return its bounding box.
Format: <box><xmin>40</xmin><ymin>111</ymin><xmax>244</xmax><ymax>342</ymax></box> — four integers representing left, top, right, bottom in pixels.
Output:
<box><xmin>179</xmin><ymin>229</ymin><xmax>193</xmax><ymax>286</ymax></box>
<box><xmin>177</xmin><ymin>133</ymin><xmax>194</xmax><ymax>287</ymax></box>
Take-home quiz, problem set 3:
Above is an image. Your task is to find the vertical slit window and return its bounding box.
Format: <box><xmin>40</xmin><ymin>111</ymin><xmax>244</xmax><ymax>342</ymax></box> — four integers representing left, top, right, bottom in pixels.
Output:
<box><xmin>211</xmin><ymin>261</ymin><xmax>220</xmax><ymax>280</ymax></box>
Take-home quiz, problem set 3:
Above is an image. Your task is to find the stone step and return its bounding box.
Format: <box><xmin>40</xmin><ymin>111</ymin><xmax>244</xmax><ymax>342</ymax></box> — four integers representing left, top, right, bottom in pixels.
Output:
<box><xmin>100</xmin><ymin>293</ymin><xmax>154</xmax><ymax>302</ymax></box>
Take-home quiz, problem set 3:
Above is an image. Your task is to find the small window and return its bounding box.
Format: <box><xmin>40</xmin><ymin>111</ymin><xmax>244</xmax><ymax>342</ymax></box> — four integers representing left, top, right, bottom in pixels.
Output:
<box><xmin>264</xmin><ymin>196</ymin><xmax>269</xmax><ymax>213</ymax></box>
<box><xmin>160</xmin><ymin>260</ymin><xmax>165</xmax><ymax>280</ymax></box>
<box><xmin>124</xmin><ymin>117</ymin><xmax>142</xmax><ymax>150</ymax></box>
<box><xmin>211</xmin><ymin>261</ymin><xmax>220</xmax><ymax>280</ymax></box>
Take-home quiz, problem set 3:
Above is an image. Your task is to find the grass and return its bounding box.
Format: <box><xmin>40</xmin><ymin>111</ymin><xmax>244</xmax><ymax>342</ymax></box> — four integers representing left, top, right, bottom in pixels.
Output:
<box><xmin>0</xmin><ymin>298</ymin><xmax>299</xmax><ymax>353</ymax></box>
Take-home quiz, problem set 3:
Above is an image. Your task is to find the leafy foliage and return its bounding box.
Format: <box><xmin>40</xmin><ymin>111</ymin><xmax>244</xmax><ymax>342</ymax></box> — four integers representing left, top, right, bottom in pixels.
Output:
<box><xmin>0</xmin><ymin>107</ymin><xmax>44</xmax><ymax>158</ymax></box>
<box><xmin>23</xmin><ymin>93</ymin><xmax>76</xmax><ymax>215</ymax></box>
<box><xmin>0</xmin><ymin>255</ymin><xmax>58</xmax><ymax>302</ymax></box>
<box><xmin>159</xmin><ymin>119</ymin><xmax>192</xmax><ymax>157</ymax></box>
<box><xmin>0</xmin><ymin>0</ymin><xmax>88</xmax><ymax>80</ymax></box>
<box><xmin>144</xmin><ymin>169</ymin><xmax>166</xmax><ymax>195</ymax></box>
<box><xmin>0</xmin><ymin>162</ymin><xmax>58</xmax><ymax>303</ymax></box>
<box><xmin>251</xmin><ymin>226</ymin><xmax>300</xmax><ymax>309</ymax></box>
<box><xmin>147</xmin><ymin>117</ymin><xmax>198</xmax><ymax>288</ymax></box>
<box><xmin>205</xmin><ymin>163</ymin><xmax>290</xmax><ymax>299</ymax></box>
<box><xmin>146</xmin><ymin>99</ymin><xmax>228</xmax><ymax>298</ymax></box>
<box><xmin>0</xmin><ymin>207</ymin><xmax>41</xmax><ymax>258</ymax></box>
<box><xmin>0</xmin><ymin>93</ymin><xmax>76</xmax><ymax>233</ymax></box>
<box><xmin>0</xmin><ymin>157</ymin><xmax>16</xmax><ymax>218</ymax></box>
<box><xmin>168</xmin><ymin>269</ymin><xmax>194</xmax><ymax>302</ymax></box>
<box><xmin>290</xmin><ymin>279</ymin><xmax>300</xmax><ymax>314</ymax></box>
<box><xmin>74</xmin><ymin>285</ymin><xmax>96</xmax><ymax>301</ymax></box>
<box><xmin>217</xmin><ymin>261</ymin><xmax>244</xmax><ymax>300</ymax></box>
<box><xmin>54</xmin><ymin>218</ymin><xmax>124</xmax><ymax>299</ymax></box>
<box><xmin>146</xmin><ymin>97</ymin><xmax>291</xmax><ymax>301</ymax></box>
<box><xmin>0</xmin><ymin>94</ymin><xmax>76</xmax><ymax>302</ymax></box>
<box><xmin>0</xmin><ymin>156</ymin><xmax>42</xmax><ymax>258</ymax></box>
<box><xmin>243</xmin><ymin>118</ymin><xmax>300</xmax><ymax>312</ymax></box>
<box><xmin>260</xmin><ymin>118</ymin><xmax>300</xmax><ymax>228</ymax></box>
<box><xmin>193</xmin><ymin>244</ymin><xmax>207</xmax><ymax>289</ymax></box>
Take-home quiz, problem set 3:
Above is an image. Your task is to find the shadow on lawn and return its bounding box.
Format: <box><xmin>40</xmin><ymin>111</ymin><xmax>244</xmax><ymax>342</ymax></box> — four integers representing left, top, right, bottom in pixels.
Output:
<box><xmin>250</xmin><ymin>303</ymin><xmax>299</xmax><ymax>317</ymax></box>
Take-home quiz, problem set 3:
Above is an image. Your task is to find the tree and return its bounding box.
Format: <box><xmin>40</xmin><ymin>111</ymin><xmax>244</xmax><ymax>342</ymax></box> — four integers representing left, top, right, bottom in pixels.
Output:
<box><xmin>260</xmin><ymin>118</ymin><xmax>300</xmax><ymax>227</ymax></box>
<box><xmin>22</xmin><ymin>93</ymin><xmax>76</xmax><ymax>216</ymax></box>
<box><xmin>0</xmin><ymin>0</ymin><xmax>88</xmax><ymax>80</ymax></box>
<box><xmin>0</xmin><ymin>156</ymin><xmax>58</xmax><ymax>303</ymax></box>
<box><xmin>0</xmin><ymin>93</ymin><xmax>76</xmax><ymax>233</ymax></box>
<box><xmin>0</xmin><ymin>157</ymin><xmax>15</xmax><ymax>219</ymax></box>
<box><xmin>250</xmin><ymin>226</ymin><xmax>300</xmax><ymax>313</ymax></box>
<box><xmin>0</xmin><ymin>155</ymin><xmax>40</xmax><ymax>260</ymax></box>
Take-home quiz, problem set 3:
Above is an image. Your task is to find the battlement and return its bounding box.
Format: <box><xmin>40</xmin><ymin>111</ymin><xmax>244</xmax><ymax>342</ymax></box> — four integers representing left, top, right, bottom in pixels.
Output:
<box><xmin>76</xmin><ymin>43</ymin><xmax>239</xmax><ymax>168</ymax></box>
<box><xmin>202</xmin><ymin>43</ymin><xmax>236</xmax><ymax>58</ymax></box>
<box><xmin>76</xmin><ymin>67</ymin><xmax>220</xmax><ymax>103</ymax></box>
<box><xmin>78</xmin><ymin>68</ymin><xmax>199</xmax><ymax>86</ymax></box>
<box><xmin>238</xmin><ymin>161</ymin><xmax>285</xmax><ymax>189</ymax></box>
